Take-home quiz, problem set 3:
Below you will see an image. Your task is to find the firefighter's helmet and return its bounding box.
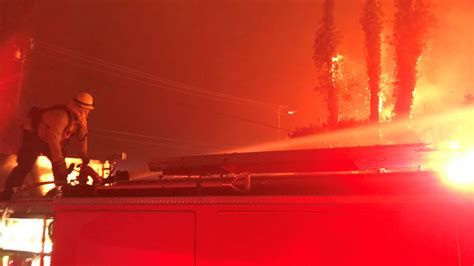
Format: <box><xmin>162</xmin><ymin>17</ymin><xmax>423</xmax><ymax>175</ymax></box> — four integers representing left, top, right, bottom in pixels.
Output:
<box><xmin>72</xmin><ymin>92</ymin><xmax>95</xmax><ymax>110</ymax></box>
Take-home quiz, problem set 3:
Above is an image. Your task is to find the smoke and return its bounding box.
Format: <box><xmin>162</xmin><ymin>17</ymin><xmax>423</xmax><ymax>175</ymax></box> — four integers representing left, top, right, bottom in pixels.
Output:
<box><xmin>412</xmin><ymin>0</ymin><xmax>474</xmax><ymax>112</ymax></box>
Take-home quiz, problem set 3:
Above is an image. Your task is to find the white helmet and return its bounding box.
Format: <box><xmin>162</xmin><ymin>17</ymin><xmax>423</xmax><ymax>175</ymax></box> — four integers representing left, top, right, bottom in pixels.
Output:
<box><xmin>72</xmin><ymin>92</ymin><xmax>95</xmax><ymax>110</ymax></box>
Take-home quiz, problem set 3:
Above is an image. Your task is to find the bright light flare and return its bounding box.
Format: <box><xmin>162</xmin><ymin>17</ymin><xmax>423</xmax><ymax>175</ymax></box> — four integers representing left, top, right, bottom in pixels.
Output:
<box><xmin>439</xmin><ymin>150</ymin><xmax>474</xmax><ymax>191</ymax></box>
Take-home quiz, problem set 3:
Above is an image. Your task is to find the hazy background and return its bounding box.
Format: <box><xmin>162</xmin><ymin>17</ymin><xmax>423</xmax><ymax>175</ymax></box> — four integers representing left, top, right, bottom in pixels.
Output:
<box><xmin>0</xmin><ymin>0</ymin><xmax>472</xmax><ymax>176</ymax></box>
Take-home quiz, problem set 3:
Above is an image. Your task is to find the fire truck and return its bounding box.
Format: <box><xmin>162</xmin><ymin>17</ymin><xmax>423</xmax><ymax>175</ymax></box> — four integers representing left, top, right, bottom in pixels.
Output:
<box><xmin>0</xmin><ymin>143</ymin><xmax>473</xmax><ymax>265</ymax></box>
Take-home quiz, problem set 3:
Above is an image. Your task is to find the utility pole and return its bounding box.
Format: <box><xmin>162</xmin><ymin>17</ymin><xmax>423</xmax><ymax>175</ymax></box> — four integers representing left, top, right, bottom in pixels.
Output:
<box><xmin>278</xmin><ymin>105</ymin><xmax>283</xmax><ymax>140</ymax></box>
<box><xmin>0</xmin><ymin>0</ymin><xmax>35</xmax><ymax>154</ymax></box>
<box><xmin>277</xmin><ymin>105</ymin><xmax>296</xmax><ymax>140</ymax></box>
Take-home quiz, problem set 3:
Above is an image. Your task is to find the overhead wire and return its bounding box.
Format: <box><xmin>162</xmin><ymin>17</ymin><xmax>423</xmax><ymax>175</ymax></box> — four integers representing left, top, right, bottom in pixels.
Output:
<box><xmin>35</xmin><ymin>40</ymin><xmax>280</xmax><ymax>109</ymax></box>
<box><xmin>33</xmin><ymin>42</ymin><xmax>291</xmax><ymax>132</ymax></box>
<box><xmin>89</xmin><ymin>127</ymin><xmax>232</xmax><ymax>149</ymax></box>
<box><xmin>89</xmin><ymin>132</ymin><xmax>223</xmax><ymax>151</ymax></box>
<box><xmin>174</xmin><ymin>101</ymin><xmax>289</xmax><ymax>132</ymax></box>
<box><xmin>32</xmin><ymin>40</ymin><xmax>292</xmax><ymax>152</ymax></box>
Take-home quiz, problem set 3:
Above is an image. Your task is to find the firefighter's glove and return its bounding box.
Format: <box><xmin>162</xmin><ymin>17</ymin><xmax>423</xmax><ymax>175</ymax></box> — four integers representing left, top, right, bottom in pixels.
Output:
<box><xmin>52</xmin><ymin>160</ymin><xmax>69</xmax><ymax>186</ymax></box>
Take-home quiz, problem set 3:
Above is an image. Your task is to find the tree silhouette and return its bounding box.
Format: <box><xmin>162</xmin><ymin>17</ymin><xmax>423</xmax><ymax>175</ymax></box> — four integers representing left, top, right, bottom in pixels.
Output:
<box><xmin>392</xmin><ymin>0</ymin><xmax>435</xmax><ymax>119</ymax></box>
<box><xmin>313</xmin><ymin>0</ymin><xmax>340</xmax><ymax>127</ymax></box>
<box><xmin>361</xmin><ymin>0</ymin><xmax>383</xmax><ymax>122</ymax></box>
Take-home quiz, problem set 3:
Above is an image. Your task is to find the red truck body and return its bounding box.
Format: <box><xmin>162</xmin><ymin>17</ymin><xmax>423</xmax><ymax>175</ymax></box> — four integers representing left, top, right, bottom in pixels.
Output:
<box><xmin>1</xmin><ymin>144</ymin><xmax>474</xmax><ymax>265</ymax></box>
<box><xmin>51</xmin><ymin>194</ymin><xmax>473</xmax><ymax>266</ymax></box>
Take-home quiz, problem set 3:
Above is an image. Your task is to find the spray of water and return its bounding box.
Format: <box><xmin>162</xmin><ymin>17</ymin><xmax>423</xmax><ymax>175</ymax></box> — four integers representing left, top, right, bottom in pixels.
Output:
<box><xmin>224</xmin><ymin>106</ymin><xmax>474</xmax><ymax>153</ymax></box>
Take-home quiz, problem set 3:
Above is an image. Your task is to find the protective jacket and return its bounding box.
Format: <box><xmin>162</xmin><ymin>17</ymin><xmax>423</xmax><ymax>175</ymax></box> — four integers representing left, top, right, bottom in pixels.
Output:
<box><xmin>23</xmin><ymin>105</ymin><xmax>88</xmax><ymax>163</ymax></box>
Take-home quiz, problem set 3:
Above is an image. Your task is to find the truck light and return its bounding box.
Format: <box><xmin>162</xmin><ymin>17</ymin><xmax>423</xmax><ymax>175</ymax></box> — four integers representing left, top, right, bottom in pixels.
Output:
<box><xmin>440</xmin><ymin>150</ymin><xmax>474</xmax><ymax>191</ymax></box>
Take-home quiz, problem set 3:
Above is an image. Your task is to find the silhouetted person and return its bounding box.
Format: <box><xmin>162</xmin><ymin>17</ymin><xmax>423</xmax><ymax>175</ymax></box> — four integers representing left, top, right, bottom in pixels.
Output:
<box><xmin>1</xmin><ymin>92</ymin><xmax>94</xmax><ymax>200</ymax></box>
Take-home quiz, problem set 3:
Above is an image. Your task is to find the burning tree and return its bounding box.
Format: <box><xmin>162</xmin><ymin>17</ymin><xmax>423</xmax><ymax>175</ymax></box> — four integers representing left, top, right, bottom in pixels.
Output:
<box><xmin>361</xmin><ymin>0</ymin><xmax>383</xmax><ymax>122</ymax></box>
<box><xmin>313</xmin><ymin>0</ymin><xmax>340</xmax><ymax>127</ymax></box>
<box><xmin>392</xmin><ymin>0</ymin><xmax>435</xmax><ymax>119</ymax></box>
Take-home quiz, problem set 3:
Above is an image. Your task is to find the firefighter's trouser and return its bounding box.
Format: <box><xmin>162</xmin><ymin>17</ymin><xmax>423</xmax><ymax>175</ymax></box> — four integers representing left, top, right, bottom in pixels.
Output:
<box><xmin>2</xmin><ymin>130</ymin><xmax>67</xmax><ymax>199</ymax></box>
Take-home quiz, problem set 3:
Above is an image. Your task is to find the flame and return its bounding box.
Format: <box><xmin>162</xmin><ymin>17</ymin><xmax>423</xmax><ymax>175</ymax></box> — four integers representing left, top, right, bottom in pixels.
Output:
<box><xmin>330</xmin><ymin>54</ymin><xmax>343</xmax><ymax>86</ymax></box>
<box><xmin>36</xmin><ymin>156</ymin><xmax>104</xmax><ymax>195</ymax></box>
<box><xmin>36</xmin><ymin>156</ymin><xmax>55</xmax><ymax>194</ymax></box>
<box><xmin>0</xmin><ymin>218</ymin><xmax>53</xmax><ymax>253</ymax></box>
<box><xmin>378</xmin><ymin>72</ymin><xmax>394</xmax><ymax>122</ymax></box>
<box><xmin>378</xmin><ymin>91</ymin><xmax>385</xmax><ymax>119</ymax></box>
<box><xmin>331</xmin><ymin>54</ymin><xmax>343</xmax><ymax>63</ymax></box>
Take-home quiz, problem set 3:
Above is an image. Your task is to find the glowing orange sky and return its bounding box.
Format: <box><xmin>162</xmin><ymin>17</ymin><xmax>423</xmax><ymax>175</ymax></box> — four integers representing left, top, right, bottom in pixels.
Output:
<box><xmin>293</xmin><ymin>0</ymin><xmax>474</xmax><ymax>125</ymax></box>
<box><xmin>5</xmin><ymin>0</ymin><xmax>474</xmax><ymax>161</ymax></box>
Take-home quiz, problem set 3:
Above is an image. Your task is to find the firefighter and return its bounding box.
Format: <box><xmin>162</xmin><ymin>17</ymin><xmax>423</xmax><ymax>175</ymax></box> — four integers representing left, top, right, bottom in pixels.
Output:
<box><xmin>0</xmin><ymin>92</ymin><xmax>94</xmax><ymax>200</ymax></box>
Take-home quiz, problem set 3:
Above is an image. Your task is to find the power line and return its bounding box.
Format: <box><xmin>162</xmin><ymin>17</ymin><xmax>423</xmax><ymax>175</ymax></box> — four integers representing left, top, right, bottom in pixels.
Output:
<box><xmin>89</xmin><ymin>127</ymin><xmax>231</xmax><ymax>149</ymax></box>
<box><xmin>174</xmin><ymin>101</ymin><xmax>290</xmax><ymax>132</ymax></box>
<box><xmin>33</xmin><ymin>44</ymin><xmax>291</xmax><ymax>132</ymax></box>
<box><xmin>89</xmin><ymin>132</ymin><xmax>226</xmax><ymax>151</ymax></box>
<box><xmin>35</xmin><ymin>40</ymin><xmax>280</xmax><ymax>109</ymax></box>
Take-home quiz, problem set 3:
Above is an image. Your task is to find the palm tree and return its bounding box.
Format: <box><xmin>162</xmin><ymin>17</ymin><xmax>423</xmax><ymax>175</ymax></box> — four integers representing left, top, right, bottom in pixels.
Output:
<box><xmin>313</xmin><ymin>0</ymin><xmax>340</xmax><ymax>127</ymax></box>
<box><xmin>361</xmin><ymin>0</ymin><xmax>383</xmax><ymax>122</ymax></box>
<box><xmin>392</xmin><ymin>0</ymin><xmax>435</xmax><ymax>119</ymax></box>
